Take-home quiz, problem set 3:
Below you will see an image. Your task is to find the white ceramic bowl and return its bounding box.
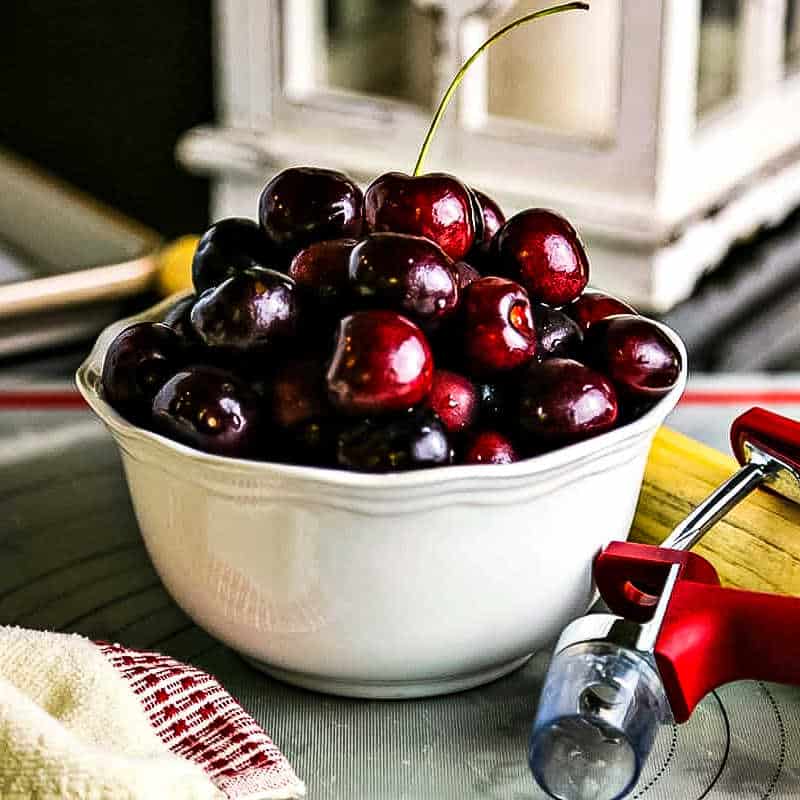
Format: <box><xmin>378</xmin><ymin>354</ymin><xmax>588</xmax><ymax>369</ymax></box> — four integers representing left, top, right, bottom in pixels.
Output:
<box><xmin>77</xmin><ymin>294</ymin><xmax>687</xmax><ymax>698</ymax></box>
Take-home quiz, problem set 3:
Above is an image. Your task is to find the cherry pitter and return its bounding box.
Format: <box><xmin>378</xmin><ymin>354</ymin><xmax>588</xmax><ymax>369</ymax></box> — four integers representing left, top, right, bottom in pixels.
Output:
<box><xmin>528</xmin><ymin>407</ymin><xmax>800</xmax><ymax>800</ymax></box>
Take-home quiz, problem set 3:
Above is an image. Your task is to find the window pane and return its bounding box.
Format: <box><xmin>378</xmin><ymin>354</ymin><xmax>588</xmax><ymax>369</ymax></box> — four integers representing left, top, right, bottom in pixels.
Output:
<box><xmin>297</xmin><ymin>0</ymin><xmax>435</xmax><ymax>108</ymax></box>
<box><xmin>786</xmin><ymin>1</ymin><xmax>800</xmax><ymax>74</ymax></box>
<box><xmin>484</xmin><ymin>0</ymin><xmax>620</xmax><ymax>140</ymax></box>
<box><xmin>697</xmin><ymin>0</ymin><xmax>741</xmax><ymax>117</ymax></box>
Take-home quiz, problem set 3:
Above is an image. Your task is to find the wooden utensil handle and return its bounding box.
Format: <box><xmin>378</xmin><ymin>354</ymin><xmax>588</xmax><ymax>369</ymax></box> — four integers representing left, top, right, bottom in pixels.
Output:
<box><xmin>632</xmin><ymin>426</ymin><xmax>800</xmax><ymax>595</ymax></box>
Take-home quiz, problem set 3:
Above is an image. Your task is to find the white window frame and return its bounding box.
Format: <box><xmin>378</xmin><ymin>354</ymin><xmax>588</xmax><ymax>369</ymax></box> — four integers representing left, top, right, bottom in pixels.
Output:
<box><xmin>187</xmin><ymin>0</ymin><xmax>800</xmax><ymax>310</ymax></box>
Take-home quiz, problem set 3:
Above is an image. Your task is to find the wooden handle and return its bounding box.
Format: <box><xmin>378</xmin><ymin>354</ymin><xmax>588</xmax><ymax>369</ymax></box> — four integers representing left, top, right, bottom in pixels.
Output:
<box><xmin>632</xmin><ymin>426</ymin><xmax>800</xmax><ymax>595</ymax></box>
<box><xmin>155</xmin><ymin>236</ymin><xmax>199</xmax><ymax>297</ymax></box>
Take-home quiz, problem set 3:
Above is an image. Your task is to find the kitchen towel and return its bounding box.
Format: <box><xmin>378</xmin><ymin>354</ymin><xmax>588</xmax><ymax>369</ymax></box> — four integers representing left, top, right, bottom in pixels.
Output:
<box><xmin>0</xmin><ymin>626</ymin><xmax>305</xmax><ymax>799</ymax></box>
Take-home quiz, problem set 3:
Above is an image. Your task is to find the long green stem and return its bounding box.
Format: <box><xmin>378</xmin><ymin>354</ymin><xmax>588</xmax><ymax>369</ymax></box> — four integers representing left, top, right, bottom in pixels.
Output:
<box><xmin>412</xmin><ymin>2</ymin><xmax>590</xmax><ymax>176</ymax></box>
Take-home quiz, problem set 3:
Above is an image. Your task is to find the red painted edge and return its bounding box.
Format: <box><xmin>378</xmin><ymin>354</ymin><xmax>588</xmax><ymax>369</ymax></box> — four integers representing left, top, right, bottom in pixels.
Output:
<box><xmin>1</xmin><ymin>387</ymin><xmax>800</xmax><ymax>411</ymax></box>
<box><xmin>0</xmin><ymin>390</ymin><xmax>87</xmax><ymax>409</ymax></box>
<box><xmin>679</xmin><ymin>390</ymin><xmax>800</xmax><ymax>405</ymax></box>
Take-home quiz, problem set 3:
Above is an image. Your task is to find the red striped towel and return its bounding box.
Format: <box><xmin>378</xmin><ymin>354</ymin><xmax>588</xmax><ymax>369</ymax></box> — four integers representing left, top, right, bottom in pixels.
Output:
<box><xmin>99</xmin><ymin>643</ymin><xmax>304</xmax><ymax>799</ymax></box>
<box><xmin>0</xmin><ymin>626</ymin><xmax>305</xmax><ymax>799</ymax></box>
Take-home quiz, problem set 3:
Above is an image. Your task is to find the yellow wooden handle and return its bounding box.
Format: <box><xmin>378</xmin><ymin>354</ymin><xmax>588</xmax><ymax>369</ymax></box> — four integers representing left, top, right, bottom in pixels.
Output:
<box><xmin>154</xmin><ymin>236</ymin><xmax>199</xmax><ymax>297</ymax></box>
<box><xmin>633</xmin><ymin>426</ymin><xmax>800</xmax><ymax>594</ymax></box>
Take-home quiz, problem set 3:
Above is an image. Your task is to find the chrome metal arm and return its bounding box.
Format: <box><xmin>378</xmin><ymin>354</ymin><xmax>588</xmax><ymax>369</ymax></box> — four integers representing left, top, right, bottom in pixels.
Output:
<box><xmin>659</xmin><ymin>461</ymin><xmax>768</xmax><ymax>551</ymax></box>
<box><xmin>660</xmin><ymin>442</ymin><xmax>797</xmax><ymax>552</ymax></box>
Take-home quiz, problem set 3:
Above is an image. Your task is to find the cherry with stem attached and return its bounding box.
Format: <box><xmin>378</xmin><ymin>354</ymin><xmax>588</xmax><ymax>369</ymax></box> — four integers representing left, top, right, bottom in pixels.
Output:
<box><xmin>365</xmin><ymin>3</ymin><xmax>589</xmax><ymax>264</ymax></box>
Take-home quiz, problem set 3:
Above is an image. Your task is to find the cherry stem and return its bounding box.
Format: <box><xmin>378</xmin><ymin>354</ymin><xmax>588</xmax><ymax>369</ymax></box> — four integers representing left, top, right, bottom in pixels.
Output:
<box><xmin>412</xmin><ymin>2</ymin><xmax>590</xmax><ymax>177</ymax></box>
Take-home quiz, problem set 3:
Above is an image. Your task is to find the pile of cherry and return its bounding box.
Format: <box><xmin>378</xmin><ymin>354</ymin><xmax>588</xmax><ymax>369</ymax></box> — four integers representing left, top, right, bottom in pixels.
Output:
<box><xmin>101</xmin><ymin>167</ymin><xmax>681</xmax><ymax>472</ymax></box>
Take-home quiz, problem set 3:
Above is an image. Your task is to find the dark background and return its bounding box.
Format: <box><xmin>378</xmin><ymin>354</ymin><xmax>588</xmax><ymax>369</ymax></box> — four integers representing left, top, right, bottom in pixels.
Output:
<box><xmin>0</xmin><ymin>1</ymin><xmax>214</xmax><ymax>237</ymax></box>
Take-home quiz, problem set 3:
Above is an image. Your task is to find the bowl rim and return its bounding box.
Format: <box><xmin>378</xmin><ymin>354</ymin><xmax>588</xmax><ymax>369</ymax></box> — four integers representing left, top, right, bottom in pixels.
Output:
<box><xmin>76</xmin><ymin>292</ymin><xmax>688</xmax><ymax>490</ymax></box>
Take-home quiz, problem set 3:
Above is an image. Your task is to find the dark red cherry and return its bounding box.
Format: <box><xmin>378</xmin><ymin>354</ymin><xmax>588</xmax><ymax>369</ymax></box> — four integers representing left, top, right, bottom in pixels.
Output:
<box><xmin>162</xmin><ymin>294</ymin><xmax>197</xmax><ymax>342</ymax></box>
<box><xmin>337</xmin><ymin>409</ymin><xmax>452</xmax><ymax>472</ymax></box>
<box><xmin>495</xmin><ymin>209</ymin><xmax>589</xmax><ymax>305</ymax></box>
<box><xmin>466</xmin><ymin>187</ymin><xmax>485</xmax><ymax>245</ymax></box>
<box><xmin>473</xmin><ymin>190</ymin><xmax>505</xmax><ymax>243</ymax></box>
<box><xmin>452</xmin><ymin>260</ymin><xmax>481</xmax><ymax>291</ymax></box>
<box><xmin>288</xmin><ymin>238</ymin><xmax>357</xmax><ymax>311</ymax></box>
<box><xmin>518</xmin><ymin>358</ymin><xmax>618</xmax><ymax>444</ymax></box>
<box><xmin>533</xmin><ymin>303</ymin><xmax>583</xmax><ymax>360</ymax></box>
<box><xmin>461</xmin><ymin>277</ymin><xmax>537</xmax><ymax>376</ymax></box>
<box><xmin>567</xmin><ymin>288</ymin><xmax>637</xmax><ymax>333</ymax></box>
<box><xmin>349</xmin><ymin>233</ymin><xmax>458</xmax><ymax>326</ymax></box>
<box><xmin>466</xmin><ymin>189</ymin><xmax>505</xmax><ymax>268</ymax></box>
<box><xmin>280</xmin><ymin>417</ymin><xmax>341</xmax><ymax>467</ymax></box>
<box><xmin>584</xmin><ymin>315</ymin><xmax>681</xmax><ymax>399</ymax></box>
<box><xmin>424</xmin><ymin>369</ymin><xmax>478</xmax><ymax>434</ymax></box>
<box><xmin>190</xmin><ymin>268</ymin><xmax>299</xmax><ymax>353</ymax></box>
<box><xmin>326</xmin><ymin>310</ymin><xmax>434</xmax><ymax>415</ymax></box>
<box><xmin>258</xmin><ymin>167</ymin><xmax>363</xmax><ymax>254</ymax></box>
<box><xmin>151</xmin><ymin>366</ymin><xmax>262</xmax><ymax>458</ymax></box>
<box><xmin>191</xmin><ymin>218</ymin><xmax>277</xmax><ymax>293</ymax></box>
<box><xmin>463</xmin><ymin>430</ymin><xmax>518</xmax><ymax>465</ymax></box>
<box><xmin>475</xmin><ymin>380</ymin><xmax>510</xmax><ymax>426</ymax></box>
<box><xmin>620</xmin><ymin>397</ymin><xmax>658</xmax><ymax>425</ymax></box>
<box><xmin>364</xmin><ymin>172</ymin><xmax>476</xmax><ymax>261</ymax></box>
<box><xmin>274</xmin><ymin>411</ymin><xmax>340</xmax><ymax>467</ymax></box>
<box><xmin>271</xmin><ymin>358</ymin><xmax>328</xmax><ymax>429</ymax></box>
<box><xmin>102</xmin><ymin>322</ymin><xmax>184</xmax><ymax>425</ymax></box>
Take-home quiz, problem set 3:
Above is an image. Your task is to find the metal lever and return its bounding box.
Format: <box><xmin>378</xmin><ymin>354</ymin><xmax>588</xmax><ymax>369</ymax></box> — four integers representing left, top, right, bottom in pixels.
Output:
<box><xmin>659</xmin><ymin>448</ymin><xmax>778</xmax><ymax>551</ymax></box>
<box><xmin>660</xmin><ymin>406</ymin><xmax>800</xmax><ymax>552</ymax></box>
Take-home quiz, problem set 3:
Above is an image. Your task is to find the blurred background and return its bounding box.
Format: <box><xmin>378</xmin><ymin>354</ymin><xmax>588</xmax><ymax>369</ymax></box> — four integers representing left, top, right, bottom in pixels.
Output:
<box><xmin>2</xmin><ymin>0</ymin><xmax>800</xmax><ymax>373</ymax></box>
<box><xmin>2</xmin><ymin>1</ymin><xmax>213</xmax><ymax>237</ymax></box>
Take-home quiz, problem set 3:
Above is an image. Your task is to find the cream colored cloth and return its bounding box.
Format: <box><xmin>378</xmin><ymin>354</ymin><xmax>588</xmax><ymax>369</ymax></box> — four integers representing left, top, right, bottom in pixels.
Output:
<box><xmin>0</xmin><ymin>626</ymin><xmax>222</xmax><ymax>799</ymax></box>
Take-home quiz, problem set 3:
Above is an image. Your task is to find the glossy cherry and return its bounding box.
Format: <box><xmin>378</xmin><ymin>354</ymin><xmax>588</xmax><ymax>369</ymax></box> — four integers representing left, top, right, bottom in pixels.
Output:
<box><xmin>192</xmin><ymin>217</ymin><xmax>277</xmax><ymax>293</ymax></box>
<box><xmin>475</xmin><ymin>380</ymin><xmax>510</xmax><ymax>426</ymax></box>
<box><xmin>466</xmin><ymin>187</ymin><xmax>485</xmax><ymax>245</ymax></box>
<box><xmin>162</xmin><ymin>294</ymin><xmax>197</xmax><ymax>342</ymax></box>
<box><xmin>620</xmin><ymin>397</ymin><xmax>658</xmax><ymax>425</ymax></box>
<box><xmin>190</xmin><ymin>268</ymin><xmax>299</xmax><ymax>353</ymax></box>
<box><xmin>452</xmin><ymin>260</ymin><xmax>481</xmax><ymax>291</ymax></box>
<box><xmin>280</xmin><ymin>417</ymin><xmax>340</xmax><ymax>467</ymax></box>
<box><xmin>424</xmin><ymin>369</ymin><xmax>478</xmax><ymax>434</ymax></box>
<box><xmin>466</xmin><ymin>189</ymin><xmax>505</xmax><ymax>268</ymax></box>
<box><xmin>326</xmin><ymin>310</ymin><xmax>434</xmax><ymax>415</ymax></box>
<box><xmin>151</xmin><ymin>366</ymin><xmax>262</xmax><ymax>457</ymax></box>
<box><xmin>258</xmin><ymin>167</ymin><xmax>363</xmax><ymax>254</ymax></box>
<box><xmin>533</xmin><ymin>303</ymin><xmax>583</xmax><ymax>360</ymax></box>
<box><xmin>463</xmin><ymin>430</ymin><xmax>519</xmax><ymax>465</ymax></box>
<box><xmin>288</xmin><ymin>238</ymin><xmax>357</xmax><ymax>312</ymax></box>
<box><xmin>475</xmin><ymin>190</ymin><xmax>505</xmax><ymax>243</ymax></box>
<box><xmin>101</xmin><ymin>322</ymin><xmax>184</xmax><ymax>424</ymax></box>
<box><xmin>584</xmin><ymin>314</ymin><xmax>681</xmax><ymax>399</ymax></box>
<box><xmin>271</xmin><ymin>358</ymin><xmax>328</xmax><ymax>429</ymax></box>
<box><xmin>337</xmin><ymin>409</ymin><xmax>452</xmax><ymax>472</ymax></box>
<box><xmin>461</xmin><ymin>277</ymin><xmax>537</xmax><ymax>375</ymax></box>
<box><xmin>518</xmin><ymin>358</ymin><xmax>619</xmax><ymax>444</ymax></box>
<box><xmin>568</xmin><ymin>288</ymin><xmax>636</xmax><ymax>333</ymax></box>
<box><xmin>495</xmin><ymin>209</ymin><xmax>589</xmax><ymax>305</ymax></box>
<box><xmin>364</xmin><ymin>172</ymin><xmax>476</xmax><ymax>261</ymax></box>
<box><xmin>349</xmin><ymin>233</ymin><xmax>458</xmax><ymax>326</ymax></box>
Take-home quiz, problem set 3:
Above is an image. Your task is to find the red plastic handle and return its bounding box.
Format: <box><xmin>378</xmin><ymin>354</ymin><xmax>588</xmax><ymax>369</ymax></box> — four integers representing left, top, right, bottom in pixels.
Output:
<box><xmin>596</xmin><ymin>541</ymin><xmax>800</xmax><ymax>722</ymax></box>
<box><xmin>730</xmin><ymin>407</ymin><xmax>800</xmax><ymax>473</ymax></box>
<box><xmin>595</xmin><ymin>541</ymin><xmax>719</xmax><ymax>622</ymax></box>
<box><xmin>655</xmin><ymin>579</ymin><xmax>800</xmax><ymax>722</ymax></box>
